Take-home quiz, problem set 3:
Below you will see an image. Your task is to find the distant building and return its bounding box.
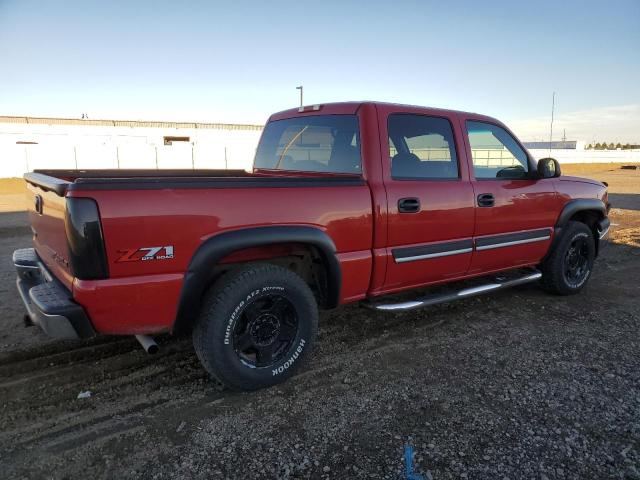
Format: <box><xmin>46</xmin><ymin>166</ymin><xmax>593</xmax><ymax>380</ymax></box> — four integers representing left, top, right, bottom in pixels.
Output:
<box><xmin>0</xmin><ymin>115</ymin><xmax>264</xmax><ymax>177</ymax></box>
<box><xmin>522</xmin><ymin>140</ymin><xmax>579</xmax><ymax>150</ymax></box>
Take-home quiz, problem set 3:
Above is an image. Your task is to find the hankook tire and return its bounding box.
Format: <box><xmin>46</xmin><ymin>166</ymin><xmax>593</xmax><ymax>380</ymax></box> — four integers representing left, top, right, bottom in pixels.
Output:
<box><xmin>193</xmin><ymin>264</ymin><xmax>318</xmax><ymax>390</ymax></box>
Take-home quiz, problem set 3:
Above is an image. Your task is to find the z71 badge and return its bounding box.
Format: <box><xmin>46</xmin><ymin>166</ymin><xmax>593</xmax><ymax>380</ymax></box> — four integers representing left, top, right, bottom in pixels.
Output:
<box><xmin>117</xmin><ymin>246</ymin><xmax>174</xmax><ymax>262</ymax></box>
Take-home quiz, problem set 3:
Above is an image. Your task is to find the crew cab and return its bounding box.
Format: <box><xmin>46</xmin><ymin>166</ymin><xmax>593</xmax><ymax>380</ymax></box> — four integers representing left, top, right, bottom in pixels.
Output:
<box><xmin>14</xmin><ymin>102</ymin><xmax>611</xmax><ymax>390</ymax></box>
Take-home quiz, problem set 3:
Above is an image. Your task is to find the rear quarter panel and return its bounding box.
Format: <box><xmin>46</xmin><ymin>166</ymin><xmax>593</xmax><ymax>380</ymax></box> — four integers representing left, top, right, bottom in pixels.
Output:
<box><xmin>70</xmin><ymin>184</ymin><xmax>373</xmax><ymax>334</ymax></box>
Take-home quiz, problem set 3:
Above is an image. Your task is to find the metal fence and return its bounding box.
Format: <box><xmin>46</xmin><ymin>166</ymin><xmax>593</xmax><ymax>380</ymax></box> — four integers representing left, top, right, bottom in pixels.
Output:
<box><xmin>0</xmin><ymin>143</ymin><xmax>257</xmax><ymax>178</ymax></box>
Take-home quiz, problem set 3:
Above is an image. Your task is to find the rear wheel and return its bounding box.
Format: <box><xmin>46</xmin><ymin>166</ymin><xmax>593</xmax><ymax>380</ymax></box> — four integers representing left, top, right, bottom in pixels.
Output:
<box><xmin>193</xmin><ymin>264</ymin><xmax>318</xmax><ymax>391</ymax></box>
<box><xmin>540</xmin><ymin>221</ymin><xmax>595</xmax><ymax>295</ymax></box>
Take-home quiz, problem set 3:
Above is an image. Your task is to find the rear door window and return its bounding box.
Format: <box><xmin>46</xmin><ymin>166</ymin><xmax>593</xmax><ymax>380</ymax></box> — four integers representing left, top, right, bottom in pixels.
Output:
<box><xmin>254</xmin><ymin>115</ymin><xmax>361</xmax><ymax>174</ymax></box>
<box><xmin>388</xmin><ymin>114</ymin><xmax>459</xmax><ymax>180</ymax></box>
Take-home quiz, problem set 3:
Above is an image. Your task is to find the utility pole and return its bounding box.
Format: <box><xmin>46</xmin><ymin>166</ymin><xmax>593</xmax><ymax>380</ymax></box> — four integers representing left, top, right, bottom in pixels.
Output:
<box><xmin>549</xmin><ymin>91</ymin><xmax>555</xmax><ymax>156</ymax></box>
<box><xmin>296</xmin><ymin>86</ymin><xmax>303</xmax><ymax>108</ymax></box>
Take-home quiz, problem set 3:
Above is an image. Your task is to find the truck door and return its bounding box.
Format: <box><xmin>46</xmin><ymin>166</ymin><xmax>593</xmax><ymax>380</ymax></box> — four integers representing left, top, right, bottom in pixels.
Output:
<box><xmin>378</xmin><ymin>108</ymin><xmax>475</xmax><ymax>294</ymax></box>
<box><xmin>460</xmin><ymin>116</ymin><xmax>558</xmax><ymax>274</ymax></box>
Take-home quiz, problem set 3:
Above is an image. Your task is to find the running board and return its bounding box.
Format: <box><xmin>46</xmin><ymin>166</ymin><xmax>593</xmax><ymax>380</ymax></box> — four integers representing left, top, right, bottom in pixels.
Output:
<box><xmin>363</xmin><ymin>269</ymin><xmax>542</xmax><ymax>312</ymax></box>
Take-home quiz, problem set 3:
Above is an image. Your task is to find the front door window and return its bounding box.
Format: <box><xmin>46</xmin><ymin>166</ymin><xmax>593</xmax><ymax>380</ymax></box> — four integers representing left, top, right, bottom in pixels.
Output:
<box><xmin>466</xmin><ymin>121</ymin><xmax>530</xmax><ymax>180</ymax></box>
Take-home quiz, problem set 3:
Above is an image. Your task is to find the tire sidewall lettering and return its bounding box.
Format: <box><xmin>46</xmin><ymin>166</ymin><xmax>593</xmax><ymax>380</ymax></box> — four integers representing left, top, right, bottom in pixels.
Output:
<box><xmin>272</xmin><ymin>338</ymin><xmax>306</xmax><ymax>376</ymax></box>
<box><xmin>223</xmin><ymin>287</ymin><xmax>285</xmax><ymax>345</ymax></box>
<box><xmin>223</xmin><ymin>298</ymin><xmax>245</xmax><ymax>345</ymax></box>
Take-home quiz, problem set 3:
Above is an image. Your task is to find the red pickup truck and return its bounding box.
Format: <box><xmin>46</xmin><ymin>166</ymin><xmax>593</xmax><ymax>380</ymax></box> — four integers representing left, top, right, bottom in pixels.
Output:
<box><xmin>14</xmin><ymin>102</ymin><xmax>610</xmax><ymax>390</ymax></box>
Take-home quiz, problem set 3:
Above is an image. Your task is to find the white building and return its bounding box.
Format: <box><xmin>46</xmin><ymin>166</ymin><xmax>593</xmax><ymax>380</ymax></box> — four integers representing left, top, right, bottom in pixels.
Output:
<box><xmin>1</xmin><ymin>116</ymin><xmax>638</xmax><ymax>179</ymax></box>
<box><xmin>0</xmin><ymin>116</ymin><xmax>264</xmax><ymax>178</ymax></box>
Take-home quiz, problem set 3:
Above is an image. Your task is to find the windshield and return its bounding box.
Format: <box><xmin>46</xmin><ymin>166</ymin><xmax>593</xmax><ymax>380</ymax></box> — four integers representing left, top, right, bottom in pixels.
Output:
<box><xmin>254</xmin><ymin>115</ymin><xmax>362</xmax><ymax>174</ymax></box>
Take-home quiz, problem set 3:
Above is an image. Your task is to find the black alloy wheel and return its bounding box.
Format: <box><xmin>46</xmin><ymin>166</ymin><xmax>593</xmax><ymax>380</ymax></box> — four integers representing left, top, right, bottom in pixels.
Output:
<box><xmin>233</xmin><ymin>294</ymin><xmax>299</xmax><ymax>368</ymax></box>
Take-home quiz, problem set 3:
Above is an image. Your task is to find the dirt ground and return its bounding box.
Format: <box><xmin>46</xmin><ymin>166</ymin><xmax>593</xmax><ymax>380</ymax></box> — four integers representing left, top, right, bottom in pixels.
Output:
<box><xmin>1</xmin><ymin>165</ymin><xmax>639</xmax><ymax>479</ymax></box>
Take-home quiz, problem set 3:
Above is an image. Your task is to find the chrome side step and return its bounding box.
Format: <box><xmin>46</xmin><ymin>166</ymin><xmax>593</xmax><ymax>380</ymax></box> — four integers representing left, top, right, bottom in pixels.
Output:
<box><xmin>363</xmin><ymin>269</ymin><xmax>542</xmax><ymax>312</ymax></box>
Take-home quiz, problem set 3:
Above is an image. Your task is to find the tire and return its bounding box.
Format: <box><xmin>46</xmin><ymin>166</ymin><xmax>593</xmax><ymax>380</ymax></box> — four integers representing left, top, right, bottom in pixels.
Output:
<box><xmin>193</xmin><ymin>263</ymin><xmax>318</xmax><ymax>391</ymax></box>
<box><xmin>540</xmin><ymin>221</ymin><xmax>596</xmax><ymax>295</ymax></box>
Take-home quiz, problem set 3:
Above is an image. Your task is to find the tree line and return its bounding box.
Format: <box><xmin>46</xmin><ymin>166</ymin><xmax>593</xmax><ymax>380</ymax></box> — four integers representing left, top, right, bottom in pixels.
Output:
<box><xmin>586</xmin><ymin>143</ymin><xmax>639</xmax><ymax>150</ymax></box>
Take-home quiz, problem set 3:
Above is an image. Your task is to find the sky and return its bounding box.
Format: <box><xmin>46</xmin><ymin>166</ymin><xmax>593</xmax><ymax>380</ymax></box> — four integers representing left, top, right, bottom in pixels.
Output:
<box><xmin>0</xmin><ymin>0</ymin><xmax>639</xmax><ymax>142</ymax></box>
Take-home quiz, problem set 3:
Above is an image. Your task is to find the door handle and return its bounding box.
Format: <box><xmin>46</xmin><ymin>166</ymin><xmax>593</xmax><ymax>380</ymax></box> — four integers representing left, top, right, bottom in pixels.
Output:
<box><xmin>477</xmin><ymin>193</ymin><xmax>495</xmax><ymax>207</ymax></box>
<box><xmin>398</xmin><ymin>197</ymin><xmax>421</xmax><ymax>213</ymax></box>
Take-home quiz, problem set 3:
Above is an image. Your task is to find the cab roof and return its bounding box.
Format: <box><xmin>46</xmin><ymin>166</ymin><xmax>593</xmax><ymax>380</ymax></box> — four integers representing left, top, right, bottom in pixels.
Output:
<box><xmin>268</xmin><ymin>101</ymin><xmax>499</xmax><ymax>124</ymax></box>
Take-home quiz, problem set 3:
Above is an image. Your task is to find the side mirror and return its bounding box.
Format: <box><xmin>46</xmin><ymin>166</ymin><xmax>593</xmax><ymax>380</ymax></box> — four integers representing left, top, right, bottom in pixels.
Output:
<box><xmin>496</xmin><ymin>164</ymin><xmax>527</xmax><ymax>179</ymax></box>
<box><xmin>537</xmin><ymin>157</ymin><xmax>561</xmax><ymax>179</ymax></box>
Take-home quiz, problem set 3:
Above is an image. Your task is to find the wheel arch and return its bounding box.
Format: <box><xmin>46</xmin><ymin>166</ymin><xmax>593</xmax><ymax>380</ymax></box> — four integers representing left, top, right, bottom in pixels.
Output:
<box><xmin>549</xmin><ymin>198</ymin><xmax>607</xmax><ymax>258</ymax></box>
<box><xmin>172</xmin><ymin>226</ymin><xmax>341</xmax><ymax>333</ymax></box>
<box><xmin>555</xmin><ymin>198</ymin><xmax>606</xmax><ymax>229</ymax></box>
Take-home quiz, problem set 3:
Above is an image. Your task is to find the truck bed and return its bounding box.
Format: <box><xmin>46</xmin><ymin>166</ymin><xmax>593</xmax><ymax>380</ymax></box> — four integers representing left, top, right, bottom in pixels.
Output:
<box><xmin>23</xmin><ymin>168</ymin><xmax>373</xmax><ymax>333</ymax></box>
<box><xmin>25</xmin><ymin>169</ymin><xmax>363</xmax><ymax>196</ymax></box>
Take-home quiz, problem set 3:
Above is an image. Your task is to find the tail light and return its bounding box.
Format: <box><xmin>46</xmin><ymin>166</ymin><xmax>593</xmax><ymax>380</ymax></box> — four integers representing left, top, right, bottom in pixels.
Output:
<box><xmin>64</xmin><ymin>198</ymin><xmax>109</xmax><ymax>279</ymax></box>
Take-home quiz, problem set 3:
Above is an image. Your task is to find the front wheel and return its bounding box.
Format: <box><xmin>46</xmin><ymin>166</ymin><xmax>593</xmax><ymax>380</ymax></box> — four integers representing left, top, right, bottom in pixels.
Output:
<box><xmin>540</xmin><ymin>221</ymin><xmax>596</xmax><ymax>295</ymax></box>
<box><xmin>193</xmin><ymin>264</ymin><xmax>318</xmax><ymax>391</ymax></box>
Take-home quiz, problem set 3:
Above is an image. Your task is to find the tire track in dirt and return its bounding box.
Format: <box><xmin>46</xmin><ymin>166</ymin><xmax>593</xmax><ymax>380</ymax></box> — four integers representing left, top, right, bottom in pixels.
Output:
<box><xmin>0</xmin><ymin>331</ymin><xmax>214</xmax><ymax>460</ymax></box>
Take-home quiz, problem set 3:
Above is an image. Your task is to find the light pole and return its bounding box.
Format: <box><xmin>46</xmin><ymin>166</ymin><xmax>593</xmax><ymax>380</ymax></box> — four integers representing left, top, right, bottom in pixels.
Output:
<box><xmin>296</xmin><ymin>86</ymin><xmax>303</xmax><ymax>108</ymax></box>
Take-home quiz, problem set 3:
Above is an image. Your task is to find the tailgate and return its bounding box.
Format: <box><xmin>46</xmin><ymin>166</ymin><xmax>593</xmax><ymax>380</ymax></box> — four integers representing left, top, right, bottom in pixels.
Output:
<box><xmin>26</xmin><ymin>182</ymin><xmax>75</xmax><ymax>290</ymax></box>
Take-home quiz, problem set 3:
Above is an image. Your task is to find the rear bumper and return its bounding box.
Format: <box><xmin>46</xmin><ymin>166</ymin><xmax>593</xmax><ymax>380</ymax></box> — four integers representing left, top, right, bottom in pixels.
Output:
<box><xmin>14</xmin><ymin>248</ymin><xmax>95</xmax><ymax>339</ymax></box>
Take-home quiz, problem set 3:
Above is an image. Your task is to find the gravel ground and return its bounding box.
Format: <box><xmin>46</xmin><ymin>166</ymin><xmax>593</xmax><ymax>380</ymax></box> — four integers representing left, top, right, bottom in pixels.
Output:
<box><xmin>0</xmin><ymin>166</ymin><xmax>639</xmax><ymax>479</ymax></box>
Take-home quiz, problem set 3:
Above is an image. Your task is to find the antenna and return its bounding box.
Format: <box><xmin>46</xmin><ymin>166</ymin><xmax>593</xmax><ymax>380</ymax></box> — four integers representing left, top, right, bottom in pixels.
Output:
<box><xmin>296</xmin><ymin>86</ymin><xmax>303</xmax><ymax>108</ymax></box>
<box><xmin>549</xmin><ymin>92</ymin><xmax>555</xmax><ymax>156</ymax></box>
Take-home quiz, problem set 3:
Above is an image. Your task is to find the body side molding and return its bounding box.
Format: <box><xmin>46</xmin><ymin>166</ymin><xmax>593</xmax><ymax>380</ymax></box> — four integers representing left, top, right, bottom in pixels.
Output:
<box><xmin>392</xmin><ymin>239</ymin><xmax>473</xmax><ymax>263</ymax></box>
<box><xmin>475</xmin><ymin>228</ymin><xmax>552</xmax><ymax>251</ymax></box>
<box><xmin>172</xmin><ymin>225</ymin><xmax>341</xmax><ymax>333</ymax></box>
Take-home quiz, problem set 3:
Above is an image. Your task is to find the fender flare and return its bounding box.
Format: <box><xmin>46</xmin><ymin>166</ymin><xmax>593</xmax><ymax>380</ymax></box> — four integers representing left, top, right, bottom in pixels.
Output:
<box><xmin>172</xmin><ymin>225</ymin><xmax>341</xmax><ymax>333</ymax></box>
<box><xmin>545</xmin><ymin>198</ymin><xmax>607</xmax><ymax>260</ymax></box>
<box><xmin>555</xmin><ymin>198</ymin><xmax>606</xmax><ymax>229</ymax></box>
